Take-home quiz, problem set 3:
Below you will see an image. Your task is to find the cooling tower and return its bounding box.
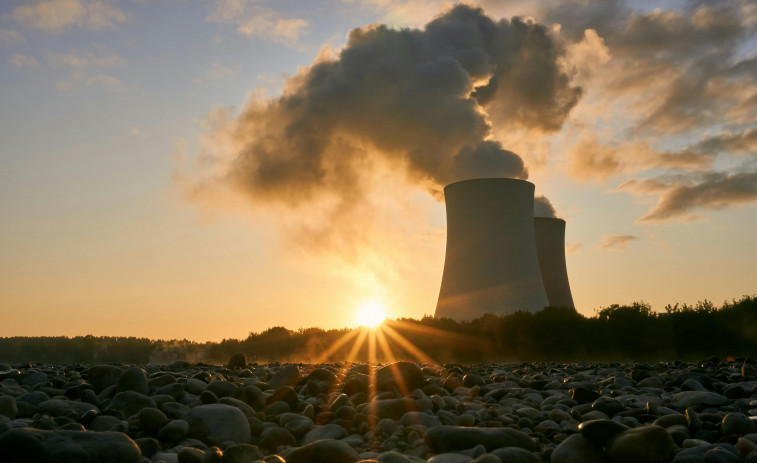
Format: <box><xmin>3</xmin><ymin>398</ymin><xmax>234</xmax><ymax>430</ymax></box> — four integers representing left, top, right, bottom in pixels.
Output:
<box><xmin>534</xmin><ymin>217</ymin><xmax>575</xmax><ymax>309</ymax></box>
<box><xmin>435</xmin><ymin>178</ymin><xmax>549</xmax><ymax>320</ymax></box>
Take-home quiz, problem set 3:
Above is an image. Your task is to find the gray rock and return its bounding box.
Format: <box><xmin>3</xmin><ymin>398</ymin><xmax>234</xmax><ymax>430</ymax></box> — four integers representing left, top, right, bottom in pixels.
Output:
<box><xmin>178</xmin><ymin>446</ymin><xmax>204</xmax><ymax>463</ymax></box>
<box><xmin>186</xmin><ymin>404</ymin><xmax>251</xmax><ymax>446</ymax></box>
<box><xmin>490</xmin><ymin>447</ymin><xmax>539</xmax><ymax>463</ymax></box>
<box><xmin>267</xmin><ymin>365</ymin><xmax>302</xmax><ymax>388</ymax></box>
<box><xmin>157</xmin><ymin>419</ymin><xmax>189</xmax><ymax>442</ymax></box>
<box><xmin>37</xmin><ymin>399</ymin><xmax>99</xmax><ymax>417</ymax></box>
<box><xmin>259</xmin><ymin>426</ymin><xmax>296</xmax><ymax>450</ymax></box>
<box><xmin>0</xmin><ymin>394</ymin><xmax>18</xmax><ymax>419</ymax></box>
<box><xmin>206</xmin><ymin>381</ymin><xmax>237</xmax><ymax>398</ymax></box>
<box><xmin>400</xmin><ymin>411</ymin><xmax>441</xmax><ymax>428</ymax></box>
<box><xmin>425</xmin><ymin>426</ymin><xmax>535</xmax><ymax>452</ymax></box>
<box><xmin>87</xmin><ymin>365</ymin><xmax>124</xmax><ymax>393</ymax></box>
<box><xmin>372</xmin><ymin>398</ymin><xmax>417</xmax><ymax>420</ymax></box>
<box><xmin>606</xmin><ymin>425</ymin><xmax>674</xmax><ymax>463</ymax></box>
<box><xmin>302</xmin><ymin>423</ymin><xmax>347</xmax><ymax>444</ymax></box>
<box><xmin>108</xmin><ymin>390</ymin><xmax>156</xmax><ymax>418</ymax></box>
<box><xmin>722</xmin><ymin>412</ymin><xmax>756</xmax><ymax>436</ymax></box>
<box><xmin>375</xmin><ymin>362</ymin><xmax>424</xmax><ymax>393</ymax></box>
<box><xmin>285</xmin><ymin>438</ymin><xmax>359</xmax><ymax>463</ymax></box>
<box><xmin>139</xmin><ymin>407</ymin><xmax>168</xmax><ymax>433</ymax></box>
<box><xmin>550</xmin><ymin>434</ymin><xmax>604</xmax><ymax>463</ymax></box>
<box><xmin>672</xmin><ymin>391</ymin><xmax>729</xmax><ymax>410</ymax></box>
<box><xmin>228</xmin><ymin>352</ymin><xmax>247</xmax><ymax>369</ymax></box>
<box><xmin>0</xmin><ymin>428</ymin><xmax>141</xmax><ymax>463</ymax></box>
<box><xmin>223</xmin><ymin>444</ymin><xmax>264</xmax><ymax>463</ymax></box>
<box><xmin>591</xmin><ymin>396</ymin><xmax>624</xmax><ymax>415</ymax></box>
<box><xmin>578</xmin><ymin>419</ymin><xmax>630</xmax><ymax>447</ymax></box>
<box><xmin>117</xmin><ymin>367</ymin><xmax>148</xmax><ymax>395</ymax></box>
<box><xmin>427</xmin><ymin>454</ymin><xmax>472</xmax><ymax>463</ymax></box>
<box><xmin>88</xmin><ymin>415</ymin><xmax>125</xmax><ymax>432</ymax></box>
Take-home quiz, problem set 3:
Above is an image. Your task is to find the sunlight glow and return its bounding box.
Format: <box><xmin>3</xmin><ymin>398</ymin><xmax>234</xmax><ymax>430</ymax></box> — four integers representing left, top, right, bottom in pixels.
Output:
<box><xmin>355</xmin><ymin>300</ymin><xmax>387</xmax><ymax>328</ymax></box>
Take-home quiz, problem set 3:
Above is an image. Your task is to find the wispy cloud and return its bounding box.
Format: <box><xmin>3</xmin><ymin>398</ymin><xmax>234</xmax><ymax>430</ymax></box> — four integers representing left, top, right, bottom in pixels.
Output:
<box><xmin>598</xmin><ymin>235</ymin><xmax>640</xmax><ymax>251</ymax></box>
<box><xmin>192</xmin><ymin>61</ymin><xmax>236</xmax><ymax>84</ymax></box>
<box><xmin>207</xmin><ymin>1</ymin><xmax>308</xmax><ymax>48</ymax></box>
<box><xmin>85</xmin><ymin>73</ymin><xmax>125</xmax><ymax>92</ymax></box>
<box><xmin>10</xmin><ymin>54</ymin><xmax>38</xmax><ymax>68</ymax></box>
<box><xmin>12</xmin><ymin>0</ymin><xmax>129</xmax><ymax>34</ymax></box>
<box><xmin>50</xmin><ymin>51</ymin><xmax>125</xmax><ymax>69</ymax></box>
<box><xmin>620</xmin><ymin>171</ymin><xmax>757</xmax><ymax>222</ymax></box>
<box><xmin>0</xmin><ymin>29</ymin><xmax>24</xmax><ymax>46</ymax></box>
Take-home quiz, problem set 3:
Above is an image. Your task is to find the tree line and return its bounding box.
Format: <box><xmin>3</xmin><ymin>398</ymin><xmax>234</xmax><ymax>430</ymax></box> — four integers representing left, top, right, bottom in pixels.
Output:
<box><xmin>1</xmin><ymin>295</ymin><xmax>755</xmax><ymax>365</ymax></box>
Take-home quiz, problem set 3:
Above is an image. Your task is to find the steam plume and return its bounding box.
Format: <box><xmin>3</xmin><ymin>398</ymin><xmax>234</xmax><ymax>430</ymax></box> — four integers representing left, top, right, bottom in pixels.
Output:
<box><xmin>203</xmin><ymin>5</ymin><xmax>579</xmax><ymax>212</ymax></box>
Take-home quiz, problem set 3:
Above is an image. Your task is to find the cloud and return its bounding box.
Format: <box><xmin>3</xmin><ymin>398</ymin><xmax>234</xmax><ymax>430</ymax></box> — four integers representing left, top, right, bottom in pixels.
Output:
<box><xmin>0</xmin><ymin>29</ymin><xmax>24</xmax><ymax>46</ymax></box>
<box><xmin>185</xmin><ymin>4</ymin><xmax>579</xmax><ymax>261</ymax></box>
<box><xmin>207</xmin><ymin>1</ymin><xmax>309</xmax><ymax>47</ymax></box>
<box><xmin>534</xmin><ymin>195</ymin><xmax>557</xmax><ymax>218</ymax></box>
<box><xmin>10</xmin><ymin>54</ymin><xmax>38</xmax><ymax>68</ymax></box>
<box><xmin>566</xmin><ymin>135</ymin><xmax>713</xmax><ymax>182</ymax></box>
<box><xmin>192</xmin><ymin>62</ymin><xmax>236</xmax><ymax>84</ymax></box>
<box><xmin>621</xmin><ymin>171</ymin><xmax>757</xmax><ymax>222</ymax></box>
<box><xmin>12</xmin><ymin>0</ymin><xmax>129</xmax><ymax>33</ymax></box>
<box><xmin>565</xmin><ymin>242</ymin><xmax>582</xmax><ymax>254</ymax></box>
<box><xmin>85</xmin><ymin>73</ymin><xmax>125</xmax><ymax>92</ymax></box>
<box><xmin>598</xmin><ymin>234</ymin><xmax>639</xmax><ymax>250</ymax></box>
<box><xmin>51</xmin><ymin>51</ymin><xmax>125</xmax><ymax>69</ymax></box>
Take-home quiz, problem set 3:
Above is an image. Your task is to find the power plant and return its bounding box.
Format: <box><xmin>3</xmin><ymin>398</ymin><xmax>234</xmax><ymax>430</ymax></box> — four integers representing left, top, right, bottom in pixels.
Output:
<box><xmin>534</xmin><ymin>217</ymin><xmax>575</xmax><ymax>309</ymax></box>
<box><xmin>435</xmin><ymin>178</ymin><xmax>575</xmax><ymax>321</ymax></box>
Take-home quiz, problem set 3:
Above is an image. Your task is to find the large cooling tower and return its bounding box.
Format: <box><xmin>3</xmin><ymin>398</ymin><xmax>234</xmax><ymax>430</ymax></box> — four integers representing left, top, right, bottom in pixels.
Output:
<box><xmin>534</xmin><ymin>217</ymin><xmax>575</xmax><ymax>309</ymax></box>
<box><xmin>435</xmin><ymin>178</ymin><xmax>549</xmax><ymax>320</ymax></box>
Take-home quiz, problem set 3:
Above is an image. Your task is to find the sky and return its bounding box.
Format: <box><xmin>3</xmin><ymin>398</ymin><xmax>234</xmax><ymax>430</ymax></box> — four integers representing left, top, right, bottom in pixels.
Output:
<box><xmin>1</xmin><ymin>0</ymin><xmax>756</xmax><ymax>342</ymax></box>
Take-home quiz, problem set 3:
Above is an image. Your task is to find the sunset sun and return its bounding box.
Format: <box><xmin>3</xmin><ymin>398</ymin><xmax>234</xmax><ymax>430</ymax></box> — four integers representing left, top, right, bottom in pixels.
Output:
<box><xmin>355</xmin><ymin>301</ymin><xmax>387</xmax><ymax>328</ymax></box>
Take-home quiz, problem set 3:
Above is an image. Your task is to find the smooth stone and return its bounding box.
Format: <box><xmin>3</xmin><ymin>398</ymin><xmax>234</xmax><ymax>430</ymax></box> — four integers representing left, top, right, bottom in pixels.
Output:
<box><xmin>87</xmin><ymin>365</ymin><xmax>124</xmax><ymax>393</ymax></box>
<box><xmin>267</xmin><ymin>386</ymin><xmax>298</xmax><ymax>409</ymax></box>
<box><xmin>723</xmin><ymin>413</ymin><xmax>756</xmax><ymax>436</ymax></box>
<box><xmin>267</xmin><ymin>365</ymin><xmax>303</xmax><ymax>388</ymax></box>
<box><xmin>592</xmin><ymin>397</ymin><xmax>624</xmax><ymax>415</ymax></box>
<box><xmin>186</xmin><ymin>404</ymin><xmax>251</xmax><ymax>446</ymax></box>
<box><xmin>400</xmin><ymin>411</ymin><xmax>441</xmax><ymax>428</ymax></box>
<box><xmin>139</xmin><ymin>407</ymin><xmax>169</xmax><ymax>433</ymax></box>
<box><xmin>158</xmin><ymin>419</ymin><xmax>189</xmax><ymax>442</ymax></box>
<box><xmin>607</xmin><ymin>425</ymin><xmax>674</xmax><ymax>463</ymax></box>
<box><xmin>672</xmin><ymin>392</ymin><xmax>729</xmax><ymax>410</ymax></box>
<box><xmin>490</xmin><ymin>447</ymin><xmax>539</xmax><ymax>463</ymax></box>
<box><xmin>218</xmin><ymin>397</ymin><xmax>255</xmax><ymax>418</ymax></box>
<box><xmin>375</xmin><ymin>362</ymin><xmax>425</xmax><ymax>393</ymax></box>
<box><xmin>108</xmin><ymin>391</ymin><xmax>157</xmax><ymax>418</ymax></box>
<box><xmin>206</xmin><ymin>381</ymin><xmax>237</xmax><ymax>398</ymax></box>
<box><xmin>223</xmin><ymin>444</ymin><xmax>264</xmax><ymax>463</ymax></box>
<box><xmin>37</xmin><ymin>399</ymin><xmax>99</xmax><ymax>417</ymax></box>
<box><xmin>0</xmin><ymin>394</ymin><xmax>18</xmax><ymax>419</ymax></box>
<box><xmin>470</xmin><ymin>455</ymin><xmax>504</xmax><ymax>463</ymax></box>
<box><xmin>200</xmin><ymin>446</ymin><xmax>223</xmax><ymax>463</ymax></box>
<box><xmin>673</xmin><ymin>444</ymin><xmax>742</xmax><ymax>462</ymax></box>
<box><xmin>228</xmin><ymin>353</ymin><xmax>247</xmax><ymax>369</ymax></box>
<box><xmin>178</xmin><ymin>446</ymin><xmax>204</xmax><ymax>463</ymax></box>
<box><xmin>424</xmin><ymin>426</ymin><xmax>535</xmax><ymax>452</ymax></box>
<box><xmin>153</xmin><ymin>451</ymin><xmax>180</xmax><ymax>463</ymax></box>
<box><xmin>551</xmin><ymin>434</ymin><xmax>604</xmax><ymax>463</ymax></box>
<box><xmin>426</xmin><ymin>454</ymin><xmax>472</xmax><ymax>463</ymax></box>
<box><xmin>87</xmin><ymin>415</ymin><xmax>125</xmax><ymax>432</ymax></box>
<box><xmin>0</xmin><ymin>428</ymin><xmax>141</xmax><ymax>463</ymax></box>
<box><xmin>302</xmin><ymin>423</ymin><xmax>347</xmax><ymax>444</ymax></box>
<box><xmin>285</xmin><ymin>438</ymin><xmax>359</xmax><ymax>463</ymax></box>
<box><xmin>578</xmin><ymin>419</ymin><xmax>631</xmax><ymax>447</ymax></box>
<box><xmin>117</xmin><ymin>367</ymin><xmax>148</xmax><ymax>395</ymax></box>
<box><xmin>259</xmin><ymin>426</ymin><xmax>296</xmax><ymax>450</ymax></box>
<box><xmin>307</xmin><ymin>368</ymin><xmax>337</xmax><ymax>383</ymax></box>
<box><xmin>134</xmin><ymin>437</ymin><xmax>160</xmax><ymax>457</ymax></box>
<box><xmin>372</xmin><ymin>398</ymin><xmax>417</xmax><ymax>420</ymax></box>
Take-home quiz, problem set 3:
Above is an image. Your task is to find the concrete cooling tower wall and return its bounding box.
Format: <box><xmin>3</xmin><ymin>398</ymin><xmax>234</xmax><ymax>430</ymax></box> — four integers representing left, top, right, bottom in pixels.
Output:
<box><xmin>435</xmin><ymin>178</ymin><xmax>549</xmax><ymax>321</ymax></box>
<box><xmin>534</xmin><ymin>217</ymin><xmax>575</xmax><ymax>309</ymax></box>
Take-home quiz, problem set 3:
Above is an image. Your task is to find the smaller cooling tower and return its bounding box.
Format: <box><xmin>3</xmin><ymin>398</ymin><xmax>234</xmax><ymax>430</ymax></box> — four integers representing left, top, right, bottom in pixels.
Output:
<box><xmin>534</xmin><ymin>217</ymin><xmax>575</xmax><ymax>309</ymax></box>
<box><xmin>435</xmin><ymin>178</ymin><xmax>549</xmax><ymax>321</ymax></box>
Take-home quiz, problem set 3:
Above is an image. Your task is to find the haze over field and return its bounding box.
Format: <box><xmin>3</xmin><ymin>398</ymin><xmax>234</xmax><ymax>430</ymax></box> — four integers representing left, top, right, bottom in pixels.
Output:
<box><xmin>1</xmin><ymin>0</ymin><xmax>756</xmax><ymax>341</ymax></box>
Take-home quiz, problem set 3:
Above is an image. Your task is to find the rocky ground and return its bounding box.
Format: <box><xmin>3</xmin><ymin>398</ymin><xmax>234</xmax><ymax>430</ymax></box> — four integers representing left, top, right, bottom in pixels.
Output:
<box><xmin>0</xmin><ymin>356</ymin><xmax>756</xmax><ymax>462</ymax></box>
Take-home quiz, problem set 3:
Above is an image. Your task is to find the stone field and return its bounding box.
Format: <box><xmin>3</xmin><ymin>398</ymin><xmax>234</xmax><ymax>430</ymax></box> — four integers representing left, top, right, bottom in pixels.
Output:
<box><xmin>1</xmin><ymin>356</ymin><xmax>757</xmax><ymax>463</ymax></box>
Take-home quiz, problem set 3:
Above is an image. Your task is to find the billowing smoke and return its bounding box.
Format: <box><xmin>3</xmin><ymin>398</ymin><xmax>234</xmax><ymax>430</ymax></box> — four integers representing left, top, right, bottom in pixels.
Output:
<box><xmin>207</xmin><ymin>4</ymin><xmax>579</xmax><ymax>213</ymax></box>
<box><xmin>534</xmin><ymin>195</ymin><xmax>558</xmax><ymax>217</ymax></box>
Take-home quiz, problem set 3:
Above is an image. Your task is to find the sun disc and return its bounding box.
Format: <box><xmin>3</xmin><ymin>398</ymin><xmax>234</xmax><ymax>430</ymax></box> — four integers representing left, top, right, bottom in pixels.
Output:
<box><xmin>356</xmin><ymin>301</ymin><xmax>387</xmax><ymax>328</ymax></box>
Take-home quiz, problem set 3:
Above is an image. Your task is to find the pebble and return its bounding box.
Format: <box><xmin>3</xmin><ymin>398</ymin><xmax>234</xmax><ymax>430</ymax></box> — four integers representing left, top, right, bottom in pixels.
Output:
<box><xmin>0</xmin><ymin>428</ymin><xmax>141</xmax><ymax>463</ymax></box>
<box><xmin>0</xmin><ymin>359</ymin><xmax>755</xmax><ymax>463</ymax></box>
